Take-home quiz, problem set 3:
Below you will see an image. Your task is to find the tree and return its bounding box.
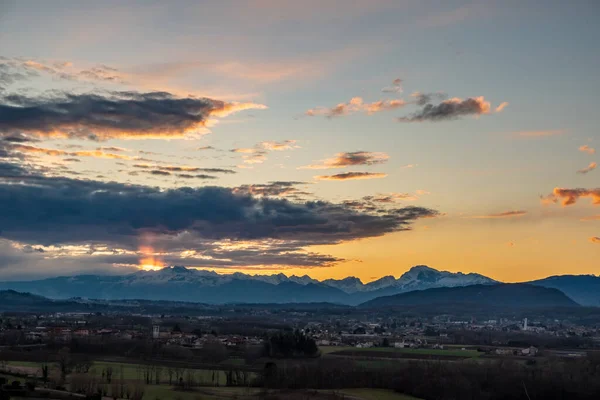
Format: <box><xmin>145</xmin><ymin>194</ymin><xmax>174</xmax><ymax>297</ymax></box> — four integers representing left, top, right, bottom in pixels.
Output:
<box><xmin>57</xmin><ymin>347</ymin><xmax>72</xmax><ymax>381</ymax></box>
<box><xmin>167</xmin><ymin>367</ymin><xmax>174</xmax><ymax>385</ymax></box>
<box><xmin>382</xmin><ymin>338</ymin><xmax>390</xmax><ymax>347</ymax></box>
<box><xmin>41</xmin><ymin>364</ymin><xmax>49</xmax><ymax>384</ymax></box>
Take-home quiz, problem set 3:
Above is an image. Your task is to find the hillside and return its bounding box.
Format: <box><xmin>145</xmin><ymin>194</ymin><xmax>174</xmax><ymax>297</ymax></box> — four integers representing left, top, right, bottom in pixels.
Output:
<box><xmin>529</xmin><ymin>275</ymin><xmax>600</xmax><ymax>306</ymax></box>
<box><xmin>360</xmin><ymin>284</ymin><xmax>580</xmax><ymax>310</ymax></box>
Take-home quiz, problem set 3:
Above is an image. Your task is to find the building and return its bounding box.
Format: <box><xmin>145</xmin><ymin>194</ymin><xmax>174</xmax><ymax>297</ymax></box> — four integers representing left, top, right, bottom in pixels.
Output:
<box><xmin>152</xmin><ymin>325</ymin><xmax>160</xmax><ymax>339</ymax></box>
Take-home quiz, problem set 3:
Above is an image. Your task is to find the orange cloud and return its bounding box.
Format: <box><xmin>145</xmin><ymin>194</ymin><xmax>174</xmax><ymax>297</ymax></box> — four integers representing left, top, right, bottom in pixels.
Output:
<box><xmin>495</xmin><ymin>102</ymin><xmax>509</xmax><ymax>112</ymax></box>
<box><xmin>580</xmin><ymin>215</ymin><xmax>600</xmax><ymax>221</ymax></box>
<box><xmin>471</xmin><ymin>210</ymin><xmax>527</xmax><ymax>219</ymax></box>
<box><xmin>315</xmin><ymin>172</ymin><xmax>388</xmax><ymax>181</ymax></box>
<box><xmin>300</xmin><ymin>151</ymin><xmax>389</xmax><ymax>170</ymax></box>
<box><xmin>210</xmin><ymin>102</ymin><xmax>268</xmax><ymax>118</ymax></box>
<box><xmin>577</xmin><ymin>162</ymin><xmax>597</xmax><ymax>174</ymax></box>
<box><xmin>580</xmin><ymin>215</ymin><xmax>600</xmax><ymax>222</ymax></box>
<box><xmin>258</xmin><ymin>140</ymin><xmax>298</xmax><ymax>151</ymax></box>
<box><xmin>306</xmin><ymin>97</ymin><xmax>406</xmax><ymax>117</ymax></box>
<box><xmin>543</xmin><ymin>187</ymin><xmax>600</xmax><ymax>206</ymax></box>
<box><xmin>579</xmin><ymin>145</ymin><xmax>596</xmax><ymax>155</ymax></box>
<box><xmin>10</xmin><ymin>144</ymin><xmax>133</xmax><ymax>160</ymax></box>
<box><xmin>512</xmin><ymin>130</ymin><xmax>565</xmax><ymax>137</ymax></box>
<box><xmin>589</xmin><ymin>237</ymin><xmax>600</xmax><ymax>244</ymax></box>
<box><xmin>231</xmin><ymin>140</ymin><xmax>298</xmax><ymax>164</ymax></box>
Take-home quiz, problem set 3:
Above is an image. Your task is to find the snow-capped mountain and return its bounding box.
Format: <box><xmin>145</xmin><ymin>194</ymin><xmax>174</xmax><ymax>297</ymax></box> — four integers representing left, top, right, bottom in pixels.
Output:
<box><xmin>0</xmin><ymin>265</ymin><xmax>497</xmax><ymax>305</ymax></box>
<box><xmin>392</xmin><ymin>265</ymin><xmax>495</xmax><ymax>292</ymax></box>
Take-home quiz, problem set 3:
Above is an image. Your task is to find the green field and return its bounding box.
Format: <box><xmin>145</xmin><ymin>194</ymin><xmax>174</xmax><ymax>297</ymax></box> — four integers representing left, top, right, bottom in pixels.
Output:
<box><xmin>321</xmin><ymin>346</ymin><xmax>482</xmax><ymax>358</ymax></box>
<box><xmin>2</xmin><ymin>360</ymin><xmax>255</xmax><ymax>387</ymax></box>
<box><xmin>337</xmin><ymin>389</ymin><xmax>422</xmax><ymax>400</ymax></box>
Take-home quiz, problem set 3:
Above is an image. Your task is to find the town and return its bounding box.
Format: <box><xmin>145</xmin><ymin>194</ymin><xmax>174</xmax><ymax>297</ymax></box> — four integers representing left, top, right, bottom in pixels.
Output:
<box><xmin>1</xmin><ymin>304</ymin><xmax>599</xmax><ymax>399</ymax></box>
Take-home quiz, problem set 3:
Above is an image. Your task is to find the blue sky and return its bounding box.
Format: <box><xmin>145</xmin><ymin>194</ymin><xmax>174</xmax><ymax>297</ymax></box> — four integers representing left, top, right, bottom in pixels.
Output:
<box><xmin>0</xmin><ymin>0</ymin><xmax>599</xmax><ymax>282</ymax></box>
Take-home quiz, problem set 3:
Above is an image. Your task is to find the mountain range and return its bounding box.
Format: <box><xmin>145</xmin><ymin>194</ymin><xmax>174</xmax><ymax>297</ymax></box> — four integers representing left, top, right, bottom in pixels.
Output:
<box><xmin>0</xmin><ymin>265</ymin><xmax>495</xmax><ymax>305</ymax></box>
<box><xmin>0</xmin><ymin>265</ymin><xmax>598</xmax><ymax>306</ymax></box>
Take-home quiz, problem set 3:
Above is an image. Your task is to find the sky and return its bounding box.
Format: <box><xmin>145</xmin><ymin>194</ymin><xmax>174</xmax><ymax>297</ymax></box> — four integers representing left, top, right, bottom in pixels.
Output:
<box><xmin>0</xmin><ymin>0</ymin><xmax>599</xmax><ymax>283</ymax></box>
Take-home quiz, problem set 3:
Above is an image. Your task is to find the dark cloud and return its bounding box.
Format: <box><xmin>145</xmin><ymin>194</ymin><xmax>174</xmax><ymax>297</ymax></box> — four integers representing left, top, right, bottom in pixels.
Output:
<box><xmin>315</xmin><ymin>172</ymin><xmax>388</xmax><ymax>181</ymax></box>
<box><xmin>410</xmin><ymin>92</ymin><xmax>447</xmax><ymax>106</ymax></box>
<box><xmin>97</xmin><ymin>146</ymin><xmax>128</xmax><ymax>152</ymax></box>
<box><xmin>234</xmin><ymin>181</ymin><xmax>311</xmax><ymax>197</ymax></box>
<box><xmin>471</xmin><ymin>210</ymin><xmax>527</xmax><ymax>219</ymax></box>
<box><xmin>150</xmin><ymin>169</ymin><xmax>171</xmax><ymax>176</ymax></box>
<box><xmin>398</xmin><ymin>96</ymin><xmax>491</xmax><ymax>122</ymax></box>
<box><xmin>300</xmin><ymin>151</ymin><xmax>389</xmax><ymax>169</ymax></box>
<box><xmin>175</xmin><ymin>173</ymin><xmax>218</xmax><ymax>180</ymax></box>
<box><xmin>0</xmin><ymin>90</ymin><xmax>265</xmax><ymax>141</ymax></box>
<box><xmin>2</xmin><ymin>134</ymin><xmax>35</xmax><ymax>143</ymax></box>
<box><xmin>134</xmin><ymin>164</ymin><xmax>236</xmax><ymax>174</ymax></box>
<box><xmin>0</xmin><ymin>162</ymin><xmax>436</xmax><ymax>247</ymax></box>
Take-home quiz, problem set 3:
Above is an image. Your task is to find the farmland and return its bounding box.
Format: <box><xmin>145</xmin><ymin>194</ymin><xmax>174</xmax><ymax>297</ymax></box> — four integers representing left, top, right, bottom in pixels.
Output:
<box><xmin>321</xmin><ymin>346</ymin><xmax>482</xmax><ymax>360</ymax></box>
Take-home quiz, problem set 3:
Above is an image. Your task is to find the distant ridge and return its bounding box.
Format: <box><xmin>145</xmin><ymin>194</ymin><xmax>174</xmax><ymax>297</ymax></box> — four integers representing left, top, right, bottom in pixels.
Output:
<box><xmin>359</xmin><ymin>283</ymin><xmax>579</xmax><ymax>309</ymax></box>
<box><xmin>528</xmin><ymin>275</ymin><xmax>600</xmax><ymax>306</ymax></box>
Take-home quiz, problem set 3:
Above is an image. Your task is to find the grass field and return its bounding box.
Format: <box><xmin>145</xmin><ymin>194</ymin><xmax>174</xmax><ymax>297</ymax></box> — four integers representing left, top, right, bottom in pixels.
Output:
<box><xmin>321</xmin><ymin>346</ymin><xmax>481</xmax><ymax>358</ymax></box>
<box><xmin>337</xmin><ymin>388</ymin><xmax>422</xmax><ymax>400</ymax></box>
<box><xmin>3</xmin><ymin>360</ymin><xmax>255</xmax><ymax>387</ymax></box>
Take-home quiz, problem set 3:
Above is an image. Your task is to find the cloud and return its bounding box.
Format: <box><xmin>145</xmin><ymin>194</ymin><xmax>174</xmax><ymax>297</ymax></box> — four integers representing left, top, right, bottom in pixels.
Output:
<box><xmin>368</xmin><ymin>193</ymin><xmax>421</xmax><ymax>202</ymax></box>
<box><xmin>397</xmin><ymin>96</ymin><xmax>493</xmax><ymax>122</ymax></box>
<box><xmin>590</xmin><ymin>237</ymin><xmax>600</xmax><ymax>244</ymax></box>
<box><xmin>410</xmin><ymin>92</ymin><xmax>447</xmax><ymax>106</ymax></box>
<box><xmin>471</xmin><ymin>210</ymin><xmax>527</xmax><ymax>219</ymax></box>
<box><xmin>579</xmin><ymin>145</ymin><xmax>596</xmax><ymax>155</ymax></box>
<box><xmin>0</xmin><ymin>63</ymin><xmax>36</xmax><ymax>85</ymax></box>
<box><xmin>175</xmin><ymin>173</ymin><xmax>218</xmax><ymax>180</ymax></box>
<box><xmin>231</xmin><ymin>140</ymin><xmax>297</xmax><ymax>164</ymax></box>
<box><xmin>196</xmin><ymin>146</ymin><xmax>215</xmax><ymax>151</ymax></box>
<box><xmin>495</xmin><ymin>102</ymin><xmax>509</xmax><ymax>112</ymax></box>
<box><xmin>97</xmin><ymin>146</ymin><xmax>129</xmax><ymax>153</ymax></box>
<box><xmin>259</xmin><ymin>140</ymin><xmax>299</xmax><ymax>151</ymax></box>
<box><xmin>133</xmin><ymin>164</ymin><xmax>236</xmax><ymax>174</ymax></box>
<box><xmin>0</xmin><ymin>161</ymin><xmax>437</xmax><ymax>249</ymax></box>
<box><xmin>306</xmin><ymin>96</ymin><xmax>406</xmax><ymax>118</ymax></box>
<box><xmin>581</xmin><ymin>215</ymin><xmax>600</xmax><ymax>221</ymax></box>
<box><xmin>542</xmin><ymin>187</ymin><xmax>600</xmax><ymax>206</ymax></box>
<box><xmin>315</xmin><ymin>172</ymin><xmax>388</xmax><ymax>181</ymax></box>
<box><xmin>300</xmin><ymin>151</ymin><xmax>389</xmax><ymax>169</ymax></box>
<box><xmin>577</xmin><ymin>162</ymin><xmax>597</xmax><ymax>174</ymax></box>
<box><xmin>381</xmin><ymin>78</ymin><xmax>403</xmax><ymax>93</ymax></box>
<box><xmin>0</xmin><ymin>90</ymin><xmax>266</xmax><ymax>141</ymax></box>
<box><xmin>511</xmin><ymin>130</ymin><xmax>565</xmax><ymax>138</ymax></box>
<box><xmin>7</xmin><ymin>143</ymin><xmax>134</xmax><ymax>160</ymax></box>
<box><xmin>343</xmin><ymin>191</ymin><xmax>428</xmax><ymax>211</ymax></box>
<box><xmin>233</xmin><ymin>181</ymin><xmax>311</xmax><ymax>198</ymax></box>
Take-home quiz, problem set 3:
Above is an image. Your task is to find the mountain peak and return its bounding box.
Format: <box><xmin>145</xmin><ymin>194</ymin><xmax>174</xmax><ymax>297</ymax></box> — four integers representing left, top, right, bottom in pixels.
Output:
<box><xmin>165</xmin><ymin>266</ymin><xmax>192</xmax><ymax>273</ymax></box>
<box><xmin>408</xmin><ymin>265</ymin><xmax>437</xmax><ymax>273</ymax></box>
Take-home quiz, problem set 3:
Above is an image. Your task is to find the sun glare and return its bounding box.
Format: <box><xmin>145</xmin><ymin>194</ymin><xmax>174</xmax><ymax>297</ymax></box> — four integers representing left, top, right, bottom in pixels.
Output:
<box><xmin>138</xmin><ymin>246</ymin><xmax>164</xmax><ymax>271</ymax></box>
